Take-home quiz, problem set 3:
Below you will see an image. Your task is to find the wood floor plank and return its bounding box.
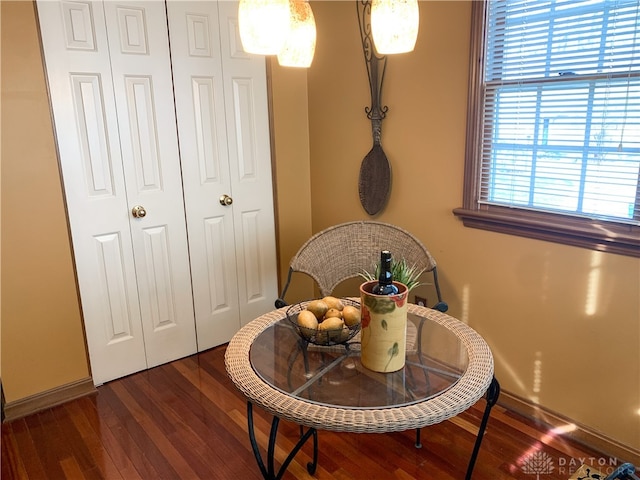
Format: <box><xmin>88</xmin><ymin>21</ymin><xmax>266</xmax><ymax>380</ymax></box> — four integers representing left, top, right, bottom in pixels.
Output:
<box><xmin>51</xmin><ymin>403</ymin><xmax>106</xmax><ymax>479</ymax></box>
<box><xmin>108</xmin><ymin>380</ymin><xmax>199</xmax><ymax>479</ymax></box>
<box><xmin>1</xmin><ymin>344</ymin><xmax>622</xmax><ymax>480</ymax></box>
<box><xmin>59</xmin><ymin>455</ymin><xmax>86</xmax><ymax>479</ymax></box>
<box><xmin>95</xmin><ymin>384</ymin><xmax>170</xmax><ymax>479</ymax></box>
<box><xmin>1</xmin><ymin>421</ymin><xmax>30</xmax><ymax>480</ymax></box>
<box><xmin>160</xmin><ymin>358</ymin><xmax>284</xmax><ymax>479</ymax></box>
<box><xmin>73</xmin><ymin>396</ymin><xmax>143</xmax><ymax>480</ymax></box>
<box><xmin>62</xmin><ymin>399</ymin><xmax>124</xmax><ymax>480</ymax></box>
<box><xmin>126</xmin><ymin>368</ymin><xmax>226</xmax><ymax>479</ymax></box>
<box><xmin>23</xmin><ymin>410</ymin><xmax>67</xmax><ymax>479</ymax></box>
<box><xmin>144</xmin><ymin>363</ymin><xmax>265</xmax><ymax>479</ymax></box>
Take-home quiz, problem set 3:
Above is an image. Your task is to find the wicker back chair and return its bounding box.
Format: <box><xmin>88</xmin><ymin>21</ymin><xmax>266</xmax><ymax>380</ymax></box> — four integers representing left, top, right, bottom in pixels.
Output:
<box><xmin>275</xmin><ymin>221</ymin><xmax>447</xmax><ymax>312</ymax></box>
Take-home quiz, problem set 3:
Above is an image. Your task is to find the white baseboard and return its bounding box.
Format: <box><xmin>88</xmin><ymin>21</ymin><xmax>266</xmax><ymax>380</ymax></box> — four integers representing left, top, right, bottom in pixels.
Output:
<box><xmin>2</xmin><ymin>377</ymin><xmax>96</xmax><ymax>422</ymax></box>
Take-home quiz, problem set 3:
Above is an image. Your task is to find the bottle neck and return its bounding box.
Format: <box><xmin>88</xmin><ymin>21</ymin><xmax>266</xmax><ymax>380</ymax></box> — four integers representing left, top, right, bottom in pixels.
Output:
<box><xmin>378</xmin><ymin>251</ymin><xmax>393</xmax><ymax>285</ymax></box>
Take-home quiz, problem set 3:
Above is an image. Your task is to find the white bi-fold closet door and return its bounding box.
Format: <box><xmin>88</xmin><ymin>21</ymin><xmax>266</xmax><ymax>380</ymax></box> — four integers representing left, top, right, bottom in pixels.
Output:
<box><xmin>37</xmin><ymin>0</ymin><xmax>278</xmax><ymax>385</ymax></box>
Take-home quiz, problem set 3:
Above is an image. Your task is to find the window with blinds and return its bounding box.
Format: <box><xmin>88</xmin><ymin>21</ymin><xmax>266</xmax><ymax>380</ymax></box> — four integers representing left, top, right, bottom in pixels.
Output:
<box><xmin>455</xmin><ymin>0</ymin><xmax>640</xmax><ymax>257</ymax></box>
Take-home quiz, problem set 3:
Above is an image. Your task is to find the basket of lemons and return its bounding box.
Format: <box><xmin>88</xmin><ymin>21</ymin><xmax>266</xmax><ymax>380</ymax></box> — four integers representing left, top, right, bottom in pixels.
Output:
<box><xmin>286</xmin><ymin>296</ymin><xmax>361</xmax><ymax>346</ymax></box>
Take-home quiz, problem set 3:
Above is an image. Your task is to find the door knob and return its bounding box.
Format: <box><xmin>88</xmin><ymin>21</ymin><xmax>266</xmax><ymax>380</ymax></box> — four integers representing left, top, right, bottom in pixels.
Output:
<box><xmin>219</xmin><ymin>194</ymin><xmax>233</xmax><ymax>206</ymax></box>
<box><xmin>131</xmin><ymin>205</ymin><xmax>147</xmax><ymax>218</ymax></box>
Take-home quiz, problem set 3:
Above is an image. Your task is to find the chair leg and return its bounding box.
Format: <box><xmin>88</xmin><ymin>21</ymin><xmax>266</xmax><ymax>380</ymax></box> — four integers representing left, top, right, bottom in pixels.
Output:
<box><xmin>415</xmin><ymin>428</ymin><xmax>422</xmax><ymax>448</ymax></box>
<box><xmin>465</xmin><ymin>377</ymin><xmax>500</xmax><ymax>480</ymax></box>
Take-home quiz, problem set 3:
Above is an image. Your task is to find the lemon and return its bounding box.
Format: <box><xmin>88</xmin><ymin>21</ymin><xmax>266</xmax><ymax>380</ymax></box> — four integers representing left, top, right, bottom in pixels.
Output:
<box><xmin>322</xmin><ymin>296</ymin><xmax>344</xmax><ymax>311</ymax></box>
<box><xmin>342</xmin><ymin>305</ymin><xmax>361</xmax><ymax>327</ymax></box>
<box><xmin>297</xmin><ymin>310</ymin><xmax>318</xmax><ymax>338</ymax></box>
<box><xmin>306</xmin><ymin>299</ymin><xmax>329</xmax><ymax>320</ymax></box>
<box><xmin>318</xmin><ymin>317</ymin><xmax>344</xmax><ymax>342</ymax></box>
<box><xmin>324</xmin><ymin>308</ymin><xmax>343</xmax><ymax>319</ymax></box>
<box><xmin>318</xmin><ymin>316</ymin><xmax>344</xmax><ymax>331</ymax></box>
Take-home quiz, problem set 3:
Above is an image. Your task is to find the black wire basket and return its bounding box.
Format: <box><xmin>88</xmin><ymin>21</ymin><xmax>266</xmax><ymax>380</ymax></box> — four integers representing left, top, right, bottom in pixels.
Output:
<box><xmin>286</xmin><ymin>298</ymin><xmax>361</xmax><ymax>346</ymax></box>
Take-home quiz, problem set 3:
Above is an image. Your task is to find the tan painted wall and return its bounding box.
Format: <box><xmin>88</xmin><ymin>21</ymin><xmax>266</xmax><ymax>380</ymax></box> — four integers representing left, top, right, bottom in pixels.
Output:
<box><xmin>1</xmin><ymin>1</ymin><xmax>90</xmax><ymax>401</ymax></box>
<box><xmin>1</xmin><ymin>0</ymin><xmax>638</xmax><ymax>455</ymax></box>
<box><xmin>268</xmin><ymin>63</ymin><xmax>314</xmax><ymax>303</ymax></box>
<box><xmin>303</xmin><ymin>1</ymin><xmax>640</xmax><ymax>451</ymax></box>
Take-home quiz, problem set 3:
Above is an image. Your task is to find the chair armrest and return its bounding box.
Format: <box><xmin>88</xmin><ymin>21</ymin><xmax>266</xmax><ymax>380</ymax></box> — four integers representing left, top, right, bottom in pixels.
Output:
<box><xmin>275</xmin><ymin>298</ymin><xmax>288</xmax><ymax>309</ymax></box>
<box><xmin>274</xmin><ymin>267</ymin><xmax>294</xmax><ymax>309</ymax></box>
<box><xmin>432</xmin><ymin>301</ymin><xmax>448</xmax><ymax>313</ymax></box>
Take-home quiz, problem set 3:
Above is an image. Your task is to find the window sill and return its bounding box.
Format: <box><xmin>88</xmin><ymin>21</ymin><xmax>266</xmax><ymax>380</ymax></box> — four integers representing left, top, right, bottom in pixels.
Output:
<box><xmin>453</xmin><ymin>207</ymin><xmax>640</xmax><ymax>258</ymax></box>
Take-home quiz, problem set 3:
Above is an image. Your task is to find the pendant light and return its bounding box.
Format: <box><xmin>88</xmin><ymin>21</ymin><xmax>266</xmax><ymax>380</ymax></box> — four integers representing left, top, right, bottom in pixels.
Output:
<box><xmin>238</xmin><ymin>0</ymin><xmax>291</xmax><ymax>55</ymax></box>
<box><xmin>278</xmin><ymin>0</ymin><xmax>317</xmax><ymax>68</ymax></box>
<box><xmin>371</xmin><ymin>0</ymin><xmax>419</xmax><ymax>54</ymax></box>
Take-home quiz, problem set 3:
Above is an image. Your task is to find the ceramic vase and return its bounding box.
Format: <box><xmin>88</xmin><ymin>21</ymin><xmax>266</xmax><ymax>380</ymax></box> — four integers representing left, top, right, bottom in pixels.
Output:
<box><xmin>359</xmin><ymin>280</ymin><xmax>409</xmax><ymax>373</ymax></box>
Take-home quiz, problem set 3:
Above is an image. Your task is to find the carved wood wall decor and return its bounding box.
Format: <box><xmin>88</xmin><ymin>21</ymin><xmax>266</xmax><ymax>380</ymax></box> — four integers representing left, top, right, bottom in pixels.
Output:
<box><xmin>357</xmin><ymin>0</ymin><xmax>390</xmax><ymax>216</ymax></box>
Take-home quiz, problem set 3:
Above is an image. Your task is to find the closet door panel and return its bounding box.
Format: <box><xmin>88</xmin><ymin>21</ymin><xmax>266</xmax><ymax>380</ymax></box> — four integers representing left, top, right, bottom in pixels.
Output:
<box><xmin>102</xmin><ymin>0</ymin><xmax>197</xmax><ymax>366</ymax></box>
<box><xmin>36</xmin><ymin>0</ymin><xmax>147</xmax><ymax>385</ymax></box>
<box><xmin>203</xmin><ymin>216</ymin><xmax>235</xmax><ymax>310</ymax></box>
<box><xmin>167</xmin><ymin>1</ymin><xmax>242</xmax><ymax>349</ymax></box>
<box><xmin>218</xmin><ymin>1</ymin><xmax>279</xmax><ymax>325</ymax></box>
<box><xmin>95</xmin><ymin>233</ymin><xmax>136</xmax><ymax>342</ymax></box>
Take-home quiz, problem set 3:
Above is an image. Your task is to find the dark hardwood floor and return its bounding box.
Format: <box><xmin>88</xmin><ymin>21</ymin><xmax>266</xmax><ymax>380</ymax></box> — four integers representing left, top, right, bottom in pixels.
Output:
<box><xmin>2</xmin><ymin>345</ymin><xmax>616</xmax><ymax>479</ymax></box>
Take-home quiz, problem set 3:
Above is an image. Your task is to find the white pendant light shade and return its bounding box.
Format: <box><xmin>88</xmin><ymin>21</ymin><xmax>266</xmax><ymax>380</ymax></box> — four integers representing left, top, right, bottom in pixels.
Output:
<box><xmin>371</xmin><ymin>0</ymin><xmax>419</xmax><ymax>54</ymax></box>
<box><xmin>277</xmin><ymin>0</ymin><xmax>317</xmax><ymax>68</ymax></box>
<box><xmin>238</xmin><ymin>0</ymin><xmax>291</xmax><ymax>55</ymax></box>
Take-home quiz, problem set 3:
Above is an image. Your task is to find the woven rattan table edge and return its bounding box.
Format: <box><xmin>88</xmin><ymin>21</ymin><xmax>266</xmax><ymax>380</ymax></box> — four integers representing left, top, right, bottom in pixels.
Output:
<box><xmin>224</xmin><ymin>303</ymin><xmax>494</xmax><ymax>434</ymax></box>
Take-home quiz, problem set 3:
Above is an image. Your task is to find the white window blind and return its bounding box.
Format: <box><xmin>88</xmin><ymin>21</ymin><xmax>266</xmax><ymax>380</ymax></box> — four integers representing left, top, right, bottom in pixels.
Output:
<box><xmin>481</xmin><ymin>0</ymin><xmax>640</xmax><ymax>224</ymax></box>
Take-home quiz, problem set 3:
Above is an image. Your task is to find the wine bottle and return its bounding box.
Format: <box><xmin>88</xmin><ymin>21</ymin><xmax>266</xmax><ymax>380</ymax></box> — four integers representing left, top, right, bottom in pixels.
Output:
<box><xmin>372</xmin><ymin>250</ymin><xmax>399</xmax><ymax>295</ymax></box>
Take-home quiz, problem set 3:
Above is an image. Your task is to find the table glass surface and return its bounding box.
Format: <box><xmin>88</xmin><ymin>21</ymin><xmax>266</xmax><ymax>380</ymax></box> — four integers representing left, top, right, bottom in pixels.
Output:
<box><xmin>249</xmin><ymin>313</ymin><xmax>469</xmax><ymax>409</ymax></box>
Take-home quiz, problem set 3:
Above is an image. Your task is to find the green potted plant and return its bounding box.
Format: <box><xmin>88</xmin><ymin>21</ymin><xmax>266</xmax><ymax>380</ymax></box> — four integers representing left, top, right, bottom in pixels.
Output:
<box><xmin>359</xmin><ymin>257</ymin><xmax>425</xmax><ymax>292</ymax></box>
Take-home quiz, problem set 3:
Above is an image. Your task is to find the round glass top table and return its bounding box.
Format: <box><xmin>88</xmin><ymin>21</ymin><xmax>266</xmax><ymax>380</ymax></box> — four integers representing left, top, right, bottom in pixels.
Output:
<box><xmin>225</xmin><ymin>302</ymin><xmax>500</xmax><ymax>480</ymax></box>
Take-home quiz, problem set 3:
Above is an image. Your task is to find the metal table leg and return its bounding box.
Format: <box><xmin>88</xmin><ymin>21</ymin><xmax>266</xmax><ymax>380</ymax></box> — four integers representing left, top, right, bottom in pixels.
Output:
<box><xmin>247</xmin><ymin>402</ymin><xmax>318</xmax><ymax>480</ymax></box>
<box><xmin>465</xmin><ymin>376</ymin><xmax>501</xmax><ymax>480</ymax></box>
